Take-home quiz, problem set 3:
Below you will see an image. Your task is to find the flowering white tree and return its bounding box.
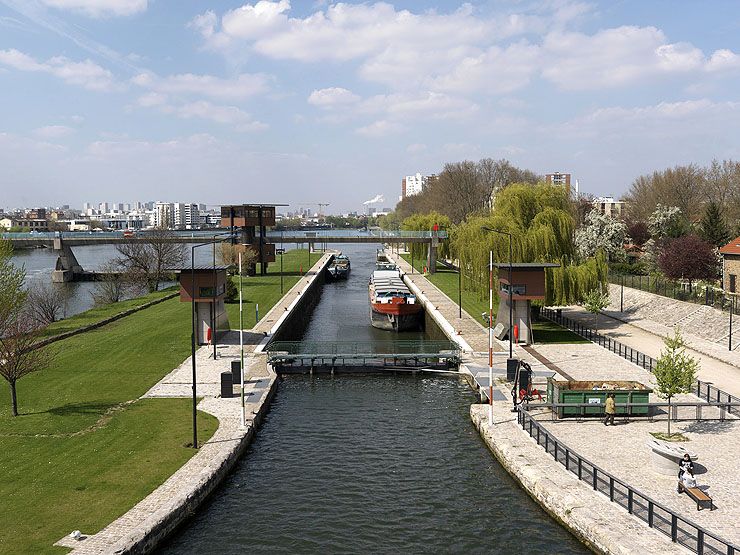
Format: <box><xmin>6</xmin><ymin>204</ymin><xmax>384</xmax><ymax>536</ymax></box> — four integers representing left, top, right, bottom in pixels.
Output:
<box><xmin>575</xmin><ymin>210</ymin><xmax>627</xmax><ymax>261</ymax></box>
<box><xmin>648</xmin><ymin>204</ymin><xmax>686</xmax><ymax>239</ymax></box>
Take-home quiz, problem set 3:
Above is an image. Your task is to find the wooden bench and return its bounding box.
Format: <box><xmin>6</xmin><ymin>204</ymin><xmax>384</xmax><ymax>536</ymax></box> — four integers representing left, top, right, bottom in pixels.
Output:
<box><xmin>684</xmin><ymin>486</ymin><xmax>714</xmax><ymax>511</ymax></box>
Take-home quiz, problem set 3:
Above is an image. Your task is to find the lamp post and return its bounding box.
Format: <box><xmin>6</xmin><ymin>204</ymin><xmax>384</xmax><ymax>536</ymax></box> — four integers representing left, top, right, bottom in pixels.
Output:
<box><xmin>189</xmin><ymin>232</ymin><xmax>234</xmax><ymax>449</ymax></box>
<box><xmin>458</xmin><ymin>258</ymin><xmax>462</xmax><ymax>319</ymax></box>
<box><xmin>482</xmin><ymin>227</ymin><xmax>514</xmax><ymax>359</ymax></box>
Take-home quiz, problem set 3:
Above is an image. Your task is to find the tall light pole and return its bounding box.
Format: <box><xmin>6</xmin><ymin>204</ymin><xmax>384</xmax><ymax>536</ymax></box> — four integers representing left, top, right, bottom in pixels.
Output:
<box><xmin>189</xmin><ymin>232</ymin><xmax>234</xmax><ymax>449</ymax></box>
<box><xmin>482</xmin><ymin>227</ymin><xmax>514</xmax><ymax>359</ymax></box>
<box><xmin>488</xmin><ymin>250</ymin><xmax>493</xmax><ymax>424</ymax></box>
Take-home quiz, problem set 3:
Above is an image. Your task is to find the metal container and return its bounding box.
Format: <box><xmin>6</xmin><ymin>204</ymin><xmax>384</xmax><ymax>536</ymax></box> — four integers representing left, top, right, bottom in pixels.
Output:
<box><xmin>546</xmin><ymin>378</ymin><xmax>652</xmax><ymax>418</ymax></box>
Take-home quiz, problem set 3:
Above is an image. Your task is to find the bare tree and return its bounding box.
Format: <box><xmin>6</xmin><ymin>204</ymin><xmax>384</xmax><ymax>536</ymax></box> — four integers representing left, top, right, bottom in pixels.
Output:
<box><xmin>0</xmin><ymin>240</ymin><xmax>26</xmax><ymax>334</ymax></box>
<box><xmin>116</xmin><ymin>228</ymin><xmax>185</xmax><ymax>293</ymax></box>
<box><xmin>91</xmin><ymin>261</ymin><xmax>128</xmax><ymax>305</ymax></box>
<box><xmin>0</xmin><ymin>315</ymin><xmax>54</xmax><ymax>416</ymax></box>
<box><xmin>26</xmin><ymin>282</ymin><xmax>68</xmax><ymax>325</ymax></box>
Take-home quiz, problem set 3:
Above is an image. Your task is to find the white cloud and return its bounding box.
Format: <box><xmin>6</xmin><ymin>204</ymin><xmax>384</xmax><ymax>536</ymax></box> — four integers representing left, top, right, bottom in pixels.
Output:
<box><xmin>136</xmin><ymin>92</ymin><xmax>168</xmax><ymax>107</ymax></box>
<box><xmin>356</xmin><ymin>120</ymin><xmax>404</xmax><ymax>138</ymax></box>
<box><xmin>406</xmin><ymin>143</ymin><xmax>426</xmax><ymax>154</ymax></box>
<box><xmin>707</xmin><ymin>49</ymin><xmax>740</xmax><ymax>72</ymax></box>
<box><xmin>362</xmin><ymin>92</ymin><xmax>478</xmax><ymax>121</ymax></box>
<box><xmin>308</xmin><ymin>87</ymin><xmax>360</xmax><ymax>107</ymax></box>
<box><xmin>132</xmin><ymin>71</ymin><xmax>270</xmax><ymax>101</ymax></box>
<box><xmin>40</xmin><ymin>0</ymin><xmax>147</xmax><ymax>18</ymax></box>
<box><xmin>168</xmin><ymin>100</ymin><xmax>268</xmax><ymax>132</ymax></box>
<box><xmin>0</xmin><ymin>48</ymin><xmax>117</xmax><ymax>91</ymax></box>
<box><xmin>33</xmin><ymin>125</ymin><xmax>75</xmax><ymax>138</ymax></box>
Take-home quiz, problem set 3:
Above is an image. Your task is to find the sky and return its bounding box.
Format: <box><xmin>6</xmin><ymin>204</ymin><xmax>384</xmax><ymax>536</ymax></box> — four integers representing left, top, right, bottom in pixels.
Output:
<box><xmin>1</xmin><ymin>1</ymin><xmax>740</xmax><ymax>214</ymax></box>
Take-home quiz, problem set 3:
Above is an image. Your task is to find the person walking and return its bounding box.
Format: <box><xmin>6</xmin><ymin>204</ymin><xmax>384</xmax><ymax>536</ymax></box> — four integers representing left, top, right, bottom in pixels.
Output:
<box><xmin>603</xmin><ymin>393</ymin><xmax>616</xmax><ymax>426</ymax></box>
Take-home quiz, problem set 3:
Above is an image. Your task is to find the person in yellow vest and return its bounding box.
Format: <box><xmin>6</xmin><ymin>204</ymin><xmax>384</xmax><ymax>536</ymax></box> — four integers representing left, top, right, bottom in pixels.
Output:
<box><xmin>603</xmin><ymin>393</ymin><xmax>616</xmax><ymax>426</ymax></box>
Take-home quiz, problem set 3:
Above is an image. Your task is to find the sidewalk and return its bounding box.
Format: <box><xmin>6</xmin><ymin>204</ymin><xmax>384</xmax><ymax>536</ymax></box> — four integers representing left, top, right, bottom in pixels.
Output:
<box><xmin>561</xmin><ymin>306</ymin><xmax>740</xmax><ymax>398</ymax></box>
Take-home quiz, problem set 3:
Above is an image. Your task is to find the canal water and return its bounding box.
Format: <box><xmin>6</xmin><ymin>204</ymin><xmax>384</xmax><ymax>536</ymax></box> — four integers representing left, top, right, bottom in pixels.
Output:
<box><xmin>158</xmin><ymin>244</ymin><xmax>588</xmax><ymax>554</ymax></box>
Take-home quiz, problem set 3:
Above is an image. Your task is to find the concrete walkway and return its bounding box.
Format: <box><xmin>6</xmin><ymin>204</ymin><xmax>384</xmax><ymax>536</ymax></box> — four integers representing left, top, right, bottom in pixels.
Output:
<box><xmin>560</xmin><ymin>305</ymin><xmax>740</xmax><ymax>398</ymax></box>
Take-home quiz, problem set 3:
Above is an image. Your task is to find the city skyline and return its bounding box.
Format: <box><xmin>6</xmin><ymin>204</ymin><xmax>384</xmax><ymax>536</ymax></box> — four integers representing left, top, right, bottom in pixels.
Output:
<box><xmin>1</xmin><ymin>1</ymin><xmax>740</xmax><ymax>211</ymax></box>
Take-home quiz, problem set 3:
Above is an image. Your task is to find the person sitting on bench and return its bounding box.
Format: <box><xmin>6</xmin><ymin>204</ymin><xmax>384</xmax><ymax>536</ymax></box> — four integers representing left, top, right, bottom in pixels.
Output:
<box><xmin>677</xmin><ymin>469</ymin><xmax>697</xmax><ymax>494</ymax></box>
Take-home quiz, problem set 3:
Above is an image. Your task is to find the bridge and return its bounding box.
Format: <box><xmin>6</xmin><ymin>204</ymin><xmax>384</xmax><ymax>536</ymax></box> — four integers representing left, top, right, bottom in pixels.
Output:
<box><xmin>265</xmin><ymin>340</ymin><xmax>461</xmax><ymax>373</ymax></box>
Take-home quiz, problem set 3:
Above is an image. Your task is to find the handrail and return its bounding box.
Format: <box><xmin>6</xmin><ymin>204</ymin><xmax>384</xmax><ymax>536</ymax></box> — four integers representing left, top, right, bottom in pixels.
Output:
<box><xmin>266</xmin><ymin>340</ymin><xmax>460</xmax><ymax>356</ymax></box>
<box><xmin>540</xmin><ymin>307</ymin><xmax>656</xmax><ymax>372</ymax></box>
<box><xmin>265</xmin><ymin>230</ymin><xmax>448</xmax><ymax>239</ymax></box>
<box><xmin>696</xmin><ymin>380</ymin><xmax>740</xmax><ymax>417</ymax></box>
<box><xmin>517</xmin><ymin>406</ymin><xmax>739</xmax><ymax>554</ymax></box>
<box><xmin>525</xmin><ymin>401</ymin><xmax>740</xmax><ymax>422</ymax></box>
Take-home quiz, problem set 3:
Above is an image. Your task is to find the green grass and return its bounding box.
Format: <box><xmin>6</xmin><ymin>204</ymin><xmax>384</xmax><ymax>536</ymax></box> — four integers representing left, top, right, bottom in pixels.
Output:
<box><xmin>401</xmin><ymin>254</ymin><xmax>586</xmax><ymax>344</ymax></box>
<box><xmin>0</xmin><ymin>296</ymin><xmax>219</xmax><ymax>554</ymax></box>
<box><xmin>0</xmin><ymin>399</ymin><xmax>217</xmax><ymax>555</ymax></box>
<box><xmin>224</xmin><ymin>248</ymin><xmax>310</xmax><ymax>327</ymax></box>
<box><xmin>40</xmin><ymin>287</ymin><xmax>179</xmax><ymax>339</ymax></box>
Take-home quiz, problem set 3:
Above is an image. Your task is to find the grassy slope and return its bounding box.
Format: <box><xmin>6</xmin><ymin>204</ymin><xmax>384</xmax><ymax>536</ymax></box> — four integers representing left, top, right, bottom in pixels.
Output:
<box><xmin>0</xmin><ymin>296</ymin><xmax>218</xmax><ymax>554</ymax></box>
<box><xmin>224</xmin><ymin>248</ymin><xmax>310</xmax><ymax>327</ymax></box>
<box><xmin>401</xmin><ymin>254</ymin><xmax>586</xmax><ymax>344</ymax></box>
<box><xmin>40</xmin><ymin>287</ymin><xmax>179</xmax><ymax>339</ymax></box>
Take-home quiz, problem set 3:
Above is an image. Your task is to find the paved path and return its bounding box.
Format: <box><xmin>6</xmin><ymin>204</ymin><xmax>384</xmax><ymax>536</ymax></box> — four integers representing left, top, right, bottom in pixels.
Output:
<box><xmin>561</xmin><ymin>306</ymin><xmax>740</xmax><ymax>398</ymax></box>
<box><xmin>471</xmin><ymin>394</ymin><xmax>689</xmax><ymax>554</ymax></box>
<box><xmin>537</xmin><ymin>416</ymin><xmax>740</xmax><ymax>549</ymax></box>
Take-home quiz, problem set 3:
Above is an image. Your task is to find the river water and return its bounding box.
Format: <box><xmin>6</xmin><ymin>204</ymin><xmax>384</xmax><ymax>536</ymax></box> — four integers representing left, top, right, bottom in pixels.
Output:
<box><xmin>158</xmin><ymin>244</ymin><xmax>588</xmax><ymax>554</ymax></box>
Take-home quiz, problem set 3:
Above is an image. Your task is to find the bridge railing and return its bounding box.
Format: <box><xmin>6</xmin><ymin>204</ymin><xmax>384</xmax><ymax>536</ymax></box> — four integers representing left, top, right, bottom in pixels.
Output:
<box><xmin>266</xmin><ymin>340</ymin><xmax>460</xmax><ymax>358</ymax></box>
<box><xmin>265</xmin><ymin>230</ymin><xmax>448</xmax><ymax>239</ymax></box>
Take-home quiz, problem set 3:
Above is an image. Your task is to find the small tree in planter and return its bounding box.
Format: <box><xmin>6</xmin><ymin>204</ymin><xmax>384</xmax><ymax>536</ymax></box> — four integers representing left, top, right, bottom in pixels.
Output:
<box><xmin>653</xmin><ymin>329</ymin><xmax>698</xmax><ymax>438</ymax></box>
<box><xmin>583</xmin><ymin>288</ymin><xmax>610</xmax><ymax>334</ymax></box>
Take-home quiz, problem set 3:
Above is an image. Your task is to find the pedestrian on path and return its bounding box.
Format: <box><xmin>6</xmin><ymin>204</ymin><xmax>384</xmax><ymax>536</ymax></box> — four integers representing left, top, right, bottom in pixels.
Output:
<box><xmin>603</xmin><ymin>393</ymin><xmax>616</xmax><ymax>426</ymax></box>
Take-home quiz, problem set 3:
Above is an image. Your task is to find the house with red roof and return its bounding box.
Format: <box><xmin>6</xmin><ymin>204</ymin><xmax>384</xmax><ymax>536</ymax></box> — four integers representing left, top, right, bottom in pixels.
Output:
<box><xmin>719</xmin><ymin>236</ymin><xmax>740</xmax><ymax>293</ymax></box>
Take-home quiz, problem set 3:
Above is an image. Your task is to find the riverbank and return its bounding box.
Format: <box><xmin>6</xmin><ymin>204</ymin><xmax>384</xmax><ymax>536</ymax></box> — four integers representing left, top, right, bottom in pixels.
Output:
<box><xmin>0</xmin><ymin>250</ymin><xmax>317</xmax><ymax>554</ymax></box>
<box><xmin>55</xmin><ymin>251</ymin><xmax>333</xmax><ymax>554</ymax></box>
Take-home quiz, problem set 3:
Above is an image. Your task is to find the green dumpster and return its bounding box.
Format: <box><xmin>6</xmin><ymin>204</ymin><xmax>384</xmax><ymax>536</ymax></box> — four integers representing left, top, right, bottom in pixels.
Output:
<box><xmin>547</xmin><ymin>379</ymin><xmax>652</xmax><ymax>418</ymax></box>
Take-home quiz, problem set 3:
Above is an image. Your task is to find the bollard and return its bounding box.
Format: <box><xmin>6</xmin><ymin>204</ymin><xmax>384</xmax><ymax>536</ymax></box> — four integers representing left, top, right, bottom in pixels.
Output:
<box><xmin>220</xmin><ymin>371</ymin><xmax>233</xmax><ymax>398</ymax></box>
<box><xmin>231</xmin><ymin>360</ymin><xmax>242</xmax><ymax>384</ymax></box>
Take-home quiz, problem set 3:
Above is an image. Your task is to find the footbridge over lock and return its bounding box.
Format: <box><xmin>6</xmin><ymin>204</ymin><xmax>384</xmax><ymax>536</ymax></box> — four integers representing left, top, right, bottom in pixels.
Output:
<box><xmin>266</xmin><ymin>340</ymin><xmax>462</xmax><ymax>374</ymax></box>
<box><xmin>267</xmin><ymin>230</ymin><xmax>447</xmax><ymax>273</ymax></box>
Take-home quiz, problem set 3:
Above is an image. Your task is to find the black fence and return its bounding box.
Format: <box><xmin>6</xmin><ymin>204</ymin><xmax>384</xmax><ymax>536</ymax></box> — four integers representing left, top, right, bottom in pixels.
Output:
<box><xmin>540</xmin><ymin>307</ymin><xmax>657</xmax><ymax>371</ymax></box>
<box><xmin>610</xmin><ymin>273</ymin><xmax>738</xmax><ymax>316</ymax></box>
<box><xmin>529</xmin><ymin>402</ymin><xmax>740</xmax><ymax>422</ymax></box>
<box><xmin>518</xmin><ymin>407</ymin><xmax>739</xmax><ymax>554</ymax></box>
<box><xmin>697</xmin><ymin>380</ymin><xmax>740</xmax><ymax>417</ymax></box>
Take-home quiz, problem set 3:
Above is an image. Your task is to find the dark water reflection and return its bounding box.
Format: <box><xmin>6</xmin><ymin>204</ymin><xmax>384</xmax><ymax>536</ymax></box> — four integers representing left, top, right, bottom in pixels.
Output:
<box><xmin>158</xmin><ymin>244</ymin><xmax>587</xmax><ymax>554</ymax></box>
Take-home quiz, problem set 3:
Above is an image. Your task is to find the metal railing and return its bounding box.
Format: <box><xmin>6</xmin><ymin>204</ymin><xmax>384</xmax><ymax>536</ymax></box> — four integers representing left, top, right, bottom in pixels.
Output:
<box><xmin>528</xmin><ymin>402</ymin><xmax>740</xmax><ymax>422</ymax></box>
<box><xmin>265</xmin><ymin>230</ymin><xmax>448</xmax><ymax>239</ymax></box>
<box><xmin>540</xmin><ymin>307</ymin><xmax>657</xmax><ymax>371</ymax></box>
<box><xmin>610</xmin><ymin>273</ymin><xmax>738</xmax><ymax>315</ymax></box>
<box><xmin>265</xmin><ymin>340</ymin><xmax>462</xmax><ymax>367</ymax></box>
<box><xmin>517</xmin><ymin>407</ymin><xmax>739</xmax><ymax>554</ymax></box>
<box><xmin>697</xmin><ymin>381</ymin><xmax>740</xmax><ymax>417</ymax></box>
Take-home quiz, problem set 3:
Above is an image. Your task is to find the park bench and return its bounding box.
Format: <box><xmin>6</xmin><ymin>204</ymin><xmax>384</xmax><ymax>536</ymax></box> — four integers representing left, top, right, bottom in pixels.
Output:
<box><xmin>681</xmin><ymin>486</ymin><xmax>714</xmax><ymax>511</ymax></box>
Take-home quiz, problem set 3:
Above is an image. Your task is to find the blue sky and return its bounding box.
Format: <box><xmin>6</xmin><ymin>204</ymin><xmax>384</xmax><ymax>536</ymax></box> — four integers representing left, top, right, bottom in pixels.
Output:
<box><xmin>1</xmin><ymin>0</ymin><xmax>739</xmax><ymax>213</ymax></box>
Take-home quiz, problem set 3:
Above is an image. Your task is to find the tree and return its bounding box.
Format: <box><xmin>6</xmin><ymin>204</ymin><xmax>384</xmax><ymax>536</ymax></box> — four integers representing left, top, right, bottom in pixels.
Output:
<box><xmin>583</xmin><ymin>288</ymin><xmax>610</xmax><ymax>333</ymax></box>
<box><xmin>0</xmin><ymin>315</ymin><xmax>54</xmax><ymax>416</ymax></box>
<box><xmin>658</xmin><ymin>235</ymin><xmax>719</xmax><ymax>290</ymax></box>
<box><xmin>653</xmin><ymin>329</ymin><xmax>699</xmax><ymax>437</ymax></box>
<box><xmin>115</xmin><ymin>228</ymin><xmax>185</xmax><ymax>293</ymax></box>
<box><xmin>625</xmin><ymin>219</ymin><xmax>650</xmax><ymax>247</ymax></box>
<box><xmin>626</xmin><ymin>164</ymin><xmax>706</xmax><ymax>222</ymax></box>
<box><xmin>26</xmin><ymin>282</ymin><xmax>68</xmax><ymax>325</ymax></box>
<box><xmin>91</xmin><ymin>261</ymin><xmax>127</xmax><ymax>305</ymax></box>
<box><xmin>648</xmin><ymin>204</ymin><xmax>689</xmax><ymax>240</ymax></box>
<box><xmin>574</xmin><ymin>210</ymin><xmax>627</xmax><ymax>261</ymax></box>
<box><xmin>0</xmin><ymin>240</ymin><xmax>26</xmax><ymax>333</ymax></box>
<box><xmin>699</xmin><ymin>201</ymin><xmax>731</xmax><ymax>247</ymax></box>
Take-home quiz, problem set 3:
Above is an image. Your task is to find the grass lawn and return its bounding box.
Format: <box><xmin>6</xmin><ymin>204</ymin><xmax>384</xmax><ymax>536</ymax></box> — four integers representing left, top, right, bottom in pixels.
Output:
<box><xmin>40</xmin><ymin>287</ymin><xmax>179</xmax><ymax>339</ymax></box>
<box><xmin>401</xmin><ymin>254</ymin><xmax>586</xmax><ymax>345</ymax></box>
<box><xmin>0</xmin><ymin>296</ymin><xmax>219</xmax><ymax>554</ymax></box>
<box><xmin>224</xmin><ymin>248</ymin><xmax>310</xmax><ymax>327</ymax></box>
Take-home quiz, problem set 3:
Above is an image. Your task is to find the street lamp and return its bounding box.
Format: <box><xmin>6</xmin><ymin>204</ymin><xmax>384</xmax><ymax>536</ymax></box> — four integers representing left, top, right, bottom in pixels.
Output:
<box><xmin>482</xmin><ymin>227</ymin><xmax>514</xmax><ymax>359</ymax></box>
<box><xmin>189</xmin><ymin>231</ymin><xmax>234</xmax><ymax>449</ymax></box>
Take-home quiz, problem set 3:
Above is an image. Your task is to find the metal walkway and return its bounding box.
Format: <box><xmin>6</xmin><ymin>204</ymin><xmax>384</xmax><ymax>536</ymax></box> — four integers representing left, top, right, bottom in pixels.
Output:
<box><xmin>266</xmin><ymin>340</ymin><xmax>462</xmax><ymax>373</ymax></box>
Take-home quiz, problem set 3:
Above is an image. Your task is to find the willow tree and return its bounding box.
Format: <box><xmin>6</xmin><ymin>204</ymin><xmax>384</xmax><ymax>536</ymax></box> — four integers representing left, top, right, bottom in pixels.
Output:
<box><xmin>401</xmin><ymin>212</ymin><xmax>451</xmax><ymax>263</ymax></box>
<box><xmin>451</xmin><ymin>183</ymin><xmax>606</xmax><ymax>304</ymax></box>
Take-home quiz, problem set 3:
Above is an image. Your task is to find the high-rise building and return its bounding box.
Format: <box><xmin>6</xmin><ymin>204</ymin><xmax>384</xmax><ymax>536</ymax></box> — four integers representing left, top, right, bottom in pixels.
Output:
<box><xmin>174</xmin><ymin>203</ymin><xmax>200</xmax><ymax>229</ymax></box>
<box><xmin>99</xmin><ymin>202</ymin><xmax>110</xmax><ymax>213</ymax></box>
<box><xmin>155</xmin><ymin>202</ymin><xmax>174</xmax><ymax>228</ymax></box>
<box><xmin>545</xmin><ymin>172</ymin><xmax>572</xmax><ymax>194</ymax></box>
<box><xmin>402</xmin><ymin>173</ymin><xmax>427</xmax><ymax>198</ymax></box>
